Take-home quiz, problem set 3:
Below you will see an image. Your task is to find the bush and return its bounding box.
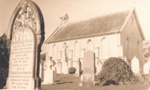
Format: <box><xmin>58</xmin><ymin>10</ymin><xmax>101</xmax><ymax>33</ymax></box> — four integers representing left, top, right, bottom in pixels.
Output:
<box><xmin>0</xmin><ymin>34</ymin><xmax>9</xmax><ymax>88</ymax></box>
<box><xmin>98</xmin><ymin>57</ymin><xmax>140</xmax><ymax>86</ymax></box>
<box><xmin>68</xmin><ymin>67</ymin><xmax>76</xmax><ymax>74</ymax></box>
<box><xmin>0</xmin><ymin>68</ymin><xmax>8</xmax><ymax>88</ymax></box>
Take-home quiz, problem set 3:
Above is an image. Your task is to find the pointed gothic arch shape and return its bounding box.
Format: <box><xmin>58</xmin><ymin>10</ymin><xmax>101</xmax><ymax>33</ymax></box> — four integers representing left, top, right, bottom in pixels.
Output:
<box><xmin>74</xmin><ymin>41</ymin><xmax>80</xmax><ymax>61</ymax></box>
<box><xmin>53</xmin><ymin>44</ymin><xmax>57</xmax><ymax>61</ymax></box>
<box><xmin>7</xmin><ymin>0</ymin><xmax>44</xmax><ymax>42</ymax></box>
<box><xmin>101</xmin><ymin>37</ymin><xmax>108</xmax><ymax>59</ymax></box>
<box><xmin>126</xmin><ymin>37</ymin><xmax>130</xmax><ymax>59</ymax></box>
<box><xmin>87</xmin><ymin>39</ymin><xmax>93</xmax><ymax>51</ymax></box>
<box><xmin>6</xmin><ymin>0</ymin><xmax>44</xmax><ymax>89</ymax></box>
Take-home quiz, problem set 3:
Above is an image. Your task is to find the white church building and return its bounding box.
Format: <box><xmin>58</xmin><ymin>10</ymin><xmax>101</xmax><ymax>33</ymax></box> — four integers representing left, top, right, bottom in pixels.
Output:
<box><xmin>44</xmin><ymin>8</ymin><xmax>145</xmax><ymax>75</ymax></box>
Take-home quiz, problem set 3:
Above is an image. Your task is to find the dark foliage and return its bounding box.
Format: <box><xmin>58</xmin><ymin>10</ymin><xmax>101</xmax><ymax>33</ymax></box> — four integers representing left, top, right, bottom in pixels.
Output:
<box><xmin>68</xmin><ymin>67</ymin><xmax>76</xmax><ymax>74</ymax></box>
<box><xmin>144</xmin><ymin>47</ymin><xmax>150</xmax><ymax>58</ymax></box>
<box><xmin>0</xmin><ymin>34</ymin><xmax>9</xmax><ymax>88</ymax></box>
<box><xmin>143</xmin><ymin>40</ymin><xmax>150</xmax><ymax>58</ymax></box>
<box><xmin>98</xmin><ymin>57</ymin><xmax>140</xmax><ymax>86</ymax></box>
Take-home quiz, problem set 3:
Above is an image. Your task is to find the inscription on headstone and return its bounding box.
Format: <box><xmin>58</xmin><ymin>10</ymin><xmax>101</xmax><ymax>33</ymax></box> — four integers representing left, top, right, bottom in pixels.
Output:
<box><xmin>7</xmin><ymin>28</ymin><xmax>35</xmax><ymax>89</ymax></box>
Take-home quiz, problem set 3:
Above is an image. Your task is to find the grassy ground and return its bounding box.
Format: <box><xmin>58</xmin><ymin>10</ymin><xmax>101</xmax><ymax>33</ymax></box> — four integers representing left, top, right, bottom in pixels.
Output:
<box><xmin>42</xmin><ymin>74</ymin><xmax>150</xmax><ymax>90</ymax></box>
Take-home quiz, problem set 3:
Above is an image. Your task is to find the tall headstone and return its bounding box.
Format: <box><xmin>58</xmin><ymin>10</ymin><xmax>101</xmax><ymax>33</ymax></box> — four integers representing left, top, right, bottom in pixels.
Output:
<box><xmin>80</xmin><ymin>51</ymin><xmax>95</xmax><ymax>86</ymax></box>
<box><xmin>6</xmin><ymin>0</ymin><xmax>44</xmax><ymax>89</ymax></box>
<box><xmin>131</xmin><ymin>56</ymin><xmax>140</xmax><ymax>76</ymax></box>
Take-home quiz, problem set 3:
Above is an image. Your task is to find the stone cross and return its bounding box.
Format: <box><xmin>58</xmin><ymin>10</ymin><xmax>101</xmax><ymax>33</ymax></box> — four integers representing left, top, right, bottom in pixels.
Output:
<box><xmin>6</xmin><ymin>0</ymin><xmax>44</xmax><ymax>89</ymax></box>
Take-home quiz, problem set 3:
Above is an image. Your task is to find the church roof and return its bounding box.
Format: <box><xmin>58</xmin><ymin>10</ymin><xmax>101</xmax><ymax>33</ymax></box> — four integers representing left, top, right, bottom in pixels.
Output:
<box><xmin>46</xmin><ymin>11</ymin><xmax>129</xmax><ymax>43</ymax></box>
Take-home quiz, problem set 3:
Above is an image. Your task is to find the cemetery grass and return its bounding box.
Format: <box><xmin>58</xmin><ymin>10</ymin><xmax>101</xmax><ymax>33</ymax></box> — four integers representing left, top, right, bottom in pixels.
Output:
<box><xmin>42</xmin><ymin>74</ymin><xmax>150</xmax><ymax>90</ymax></box>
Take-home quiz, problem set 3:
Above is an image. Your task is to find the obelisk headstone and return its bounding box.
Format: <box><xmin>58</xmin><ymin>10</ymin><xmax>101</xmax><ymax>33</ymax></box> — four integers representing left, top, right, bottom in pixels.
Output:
<box><xmin>6</xmin><ymin>0</ymin><xmax>44</xmax><ymax>89</ymax></box>
<box><xmin>80</xmin><ymin>51</ymin><xmax>95</xmax><ymax>86</ymax></box>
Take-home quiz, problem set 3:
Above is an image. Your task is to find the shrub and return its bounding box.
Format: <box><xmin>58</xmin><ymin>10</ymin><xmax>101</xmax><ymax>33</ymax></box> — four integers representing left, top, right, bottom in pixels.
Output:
<box><xmin>98</xmin><ymin>57</ymin><xmax>140</xmax><ymax>86</ymax></box>
<box><xmin>0</xmin><ymin>68</ymin><xmax>8</xmax><ymax>88</ymax></box>
<box><xmin>68</xmin><ymin>67</ymin><xmax>76</xmax><ymax>74</ymax></box>
<box><xmin>0</xmin><ymin>34</ymin><xmax>9</xmax><ymax>89</ymax></box>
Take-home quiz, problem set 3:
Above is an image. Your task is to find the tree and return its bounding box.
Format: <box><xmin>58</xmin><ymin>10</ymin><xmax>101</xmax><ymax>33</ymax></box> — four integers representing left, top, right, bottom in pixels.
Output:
<box><xmin>0</xmin><ymin>34</ymin><xmax>10</xmax><ymax>88</ymax></box>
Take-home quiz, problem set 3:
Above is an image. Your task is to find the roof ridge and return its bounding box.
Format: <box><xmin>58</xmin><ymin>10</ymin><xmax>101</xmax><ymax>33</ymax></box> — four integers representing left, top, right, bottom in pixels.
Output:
<box><xmin>46</xmin><ymin>10</ymin><xmax>130</xmax><ymax>43</ymax></box>
<box><xmin>67</xmin><ymin>10</ymin><xmax>130</xmax><ymax>27</ymax></box>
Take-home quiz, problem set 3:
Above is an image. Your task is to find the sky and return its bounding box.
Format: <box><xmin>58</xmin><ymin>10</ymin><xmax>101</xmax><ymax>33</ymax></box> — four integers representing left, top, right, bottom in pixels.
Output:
<box><xmin>0</xmin><ymin>0</ymin><xmax>150</xmax><ymax>53</ymax></box>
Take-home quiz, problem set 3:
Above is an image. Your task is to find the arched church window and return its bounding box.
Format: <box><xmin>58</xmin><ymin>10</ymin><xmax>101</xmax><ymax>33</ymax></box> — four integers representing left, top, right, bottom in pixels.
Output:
<box><xmin>101</xmin><ymin>37</ymin><xmax>108</xmax><ymax>59</ymax></box>
<box><xmin>137</xmin><ymin>41</ymin><xmax>139</xmax><ymax>59</ymax></box>
<box><xmin>74</xmin><ymin>41</ymin><xmax>80</xmax><ymax>61</ymax></box>
<box><xmin>53</xmin><ymin>44</ymin><xmax>57</xmax><ymax>61</ymax></box>
<box><xmin>126</xmin><ymin>38</ymin><xmax>129</xmax><ymax>59</ymax></box>
<box><xmin>87</xmin><ymin>39</ymin><xmax>93</xmax><ymax>51</ymax></box>
<box><xmin>62</xmin><ymin>43</ymin><xmax>68</xmax><ymax>62</ymax></box>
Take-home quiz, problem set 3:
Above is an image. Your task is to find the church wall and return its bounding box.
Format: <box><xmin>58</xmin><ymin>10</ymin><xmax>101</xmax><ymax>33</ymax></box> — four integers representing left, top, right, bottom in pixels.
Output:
<box><xmin>120</xmin><ymin>12</ymin><xmax>144</xmax><ymax>71</ymax></box>
<box><xmin>46</xmin><ymin>33</ymin><xmax>121</xmax><ymax>74</ymax></box>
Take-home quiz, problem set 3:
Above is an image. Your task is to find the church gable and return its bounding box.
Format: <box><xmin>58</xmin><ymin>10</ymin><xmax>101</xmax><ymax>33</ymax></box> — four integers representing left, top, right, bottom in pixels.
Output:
<box><xmin>130</xmin><ymin>11</ymin><xmax>145</xmax><ymax>40</ymax></box>
<box><xmin>46</xmin><ymin>11</ymin><xmax>129</xmax><ymax>43</ymax></box>
<box><xmin>120</xmin><ymin>9</ymin><xmax>145</xmax><ymax>40</ymax></box>
<box><xmin>120</xmin><ymin>9</ymin><xmax>145</xmax><ymax>61</ymax></box>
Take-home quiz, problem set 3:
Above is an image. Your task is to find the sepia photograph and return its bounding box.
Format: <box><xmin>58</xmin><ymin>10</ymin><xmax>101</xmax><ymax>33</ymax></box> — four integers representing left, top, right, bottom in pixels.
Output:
<box><xmin>0</xmin><ymin>0</ymin><xmax>150</xmax><ymax>90</ymax></box>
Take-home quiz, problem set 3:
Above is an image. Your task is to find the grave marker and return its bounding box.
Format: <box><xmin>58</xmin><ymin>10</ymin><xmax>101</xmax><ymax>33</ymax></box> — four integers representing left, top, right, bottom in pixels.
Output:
<box><xmin>6</xmin><ymin>0</ymin><xmax>44</xmax><ymax>89</ymax></box>
<box><xmin>80</xmin><ymin>51</ymin><xmax>95</xmax><ymax>86</ymax></box>
<box><xmin>143</xmin><ymin>62</ymin><xmax>149</xmax><ymax>75</ymax></box>
<box><xmin>131</xmin><ymin>56</ymin><xmax>140</xmax><ymax>75</ymax></box>
<box><xmin>42</xmin><ymin>59</ymin><xmax>55</xmax><ymax>85</ymax></box>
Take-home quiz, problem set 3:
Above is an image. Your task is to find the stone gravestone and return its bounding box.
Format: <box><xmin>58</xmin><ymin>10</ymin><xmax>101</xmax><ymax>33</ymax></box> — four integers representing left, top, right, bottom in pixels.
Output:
<box><xmin>74</xmin><ymin>60</ymin><xmax>81</xmax><ymax>76</ymax></box>
<box><xmin>95</xmin><ymin>59</ymin><xmax>103</xmax><ymax>75</ymax></box>
<box><xmin>56</xmin><ymin>62</ymin><xmax>62</xmax><ymax>74</ymax></box>
<box><xmin>50</xmin><ymin>57</ymin><xmax>56</xmax><ymax>84</ymax></box>
<box><xmin>131</xmin><ymin>56</ymin><xmax>140</xmax><ymax>76</ymax></box>
<box><xmin>6</xmin><ymin>0</ymin><xmax>44</xmax><ymax>89</ymax></box>
<box><xmin>143</xmin><ymin>62</ymin><xmax>149</xmax><ymax>75</ymax></box>
<box><xmin>80</xmin><ymin>51</ymin><xmax>95</xmax><ymax>86</ymax></box>
<box><xmin>42</xmin><ymin>60</ymin><xmax>51</xmax><ymax>85</ymax></box>
<box><xmin>42</xmin><ymin>58</ymin><xmax>55</xmax><ymax>85</ymax></box>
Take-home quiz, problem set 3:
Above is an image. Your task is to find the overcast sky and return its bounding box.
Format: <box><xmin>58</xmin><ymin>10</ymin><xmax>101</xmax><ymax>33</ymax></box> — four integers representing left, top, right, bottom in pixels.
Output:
<box><xmin>0</xmin><ymin>0</ymin><xmax>150</xmax><ymax>53</ymax></box>
<box><xmin>0</xmin><ymin>0</ymin><xmax>150</xmax><ymax>40</ymax></box>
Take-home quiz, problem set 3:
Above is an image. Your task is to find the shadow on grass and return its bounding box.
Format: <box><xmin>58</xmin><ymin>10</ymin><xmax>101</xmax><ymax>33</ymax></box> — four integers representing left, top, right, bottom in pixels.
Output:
<box><xmin>55</xmin><ymin>80</ymin><xmax>61</xmax><ymax>82</ymax></box>
<box><xmin>103</xmin><ymin>80</ymin><xmax>118</xmax><ymax>86</ymax></box>
<box><xmin>56</xmin><ymin>81</ymin><xmax>73</xmax><ymax>84</ymax></box>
